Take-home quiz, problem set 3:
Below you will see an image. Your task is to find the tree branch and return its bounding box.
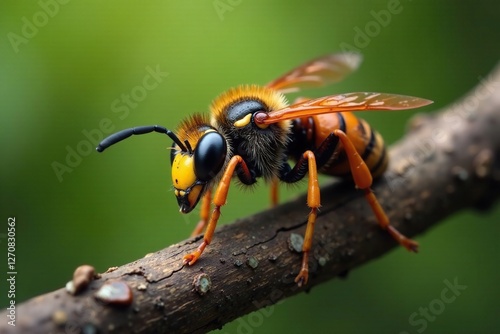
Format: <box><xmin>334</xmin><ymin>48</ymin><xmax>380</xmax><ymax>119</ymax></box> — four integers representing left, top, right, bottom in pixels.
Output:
<box><xmin>2</xmin><ymin>63</ymin><xmax>500</xmax><ymax>334</ymax></box>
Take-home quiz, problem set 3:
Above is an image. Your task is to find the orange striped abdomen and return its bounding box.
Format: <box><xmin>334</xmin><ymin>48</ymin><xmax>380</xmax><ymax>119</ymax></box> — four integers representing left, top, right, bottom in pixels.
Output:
<box><xmin>311</xmin><ymin>112</ymin><xmax>388</xmax><ymax>178</ymax></box>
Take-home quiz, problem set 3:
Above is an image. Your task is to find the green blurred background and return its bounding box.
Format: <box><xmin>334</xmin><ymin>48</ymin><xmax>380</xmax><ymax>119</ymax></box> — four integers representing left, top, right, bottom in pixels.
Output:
<box><xmin>1</xmin><ymin>0</ymin><xmax>499</xmax><ymax>333</ymax></box>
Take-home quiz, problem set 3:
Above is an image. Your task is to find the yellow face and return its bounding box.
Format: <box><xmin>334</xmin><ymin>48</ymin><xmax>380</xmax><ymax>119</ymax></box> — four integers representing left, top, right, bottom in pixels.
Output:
<box><xmin>171</xmin><ymin>153</ymin><xmax>205</xmax><ymax>214</ymax></box>
<box><xmin>170</xmin><ymin>123</ymin><xmax>227</xmax><ymax>214</ymax></box>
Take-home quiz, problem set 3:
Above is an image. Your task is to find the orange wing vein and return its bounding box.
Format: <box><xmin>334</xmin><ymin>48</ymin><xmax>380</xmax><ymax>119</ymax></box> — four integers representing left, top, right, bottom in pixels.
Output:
<box><xmin>255</xmin><ymin>92</ymin><xmax>433</xmax><ymax>124</ymax></box>
<box><xmin>266</xmin><ymin>52</ymin><xmax>363</xmax><ymax>94</ymax></box>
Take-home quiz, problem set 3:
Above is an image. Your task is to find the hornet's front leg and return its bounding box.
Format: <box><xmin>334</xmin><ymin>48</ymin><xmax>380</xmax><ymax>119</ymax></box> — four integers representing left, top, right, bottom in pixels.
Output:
<box><xmin>183</xmin><ymin>155</ymin><xmax>256</xmax><ymax>265</ymax></box>
<box><xmin>190</xmin><ymin>188</ymin><xmax>212</xmax><ymax>237</ymax></box>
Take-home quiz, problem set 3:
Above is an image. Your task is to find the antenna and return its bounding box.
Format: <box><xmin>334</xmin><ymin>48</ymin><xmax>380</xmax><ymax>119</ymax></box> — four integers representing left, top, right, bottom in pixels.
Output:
<box><xmin>96</xmin><ymin>125</ymin><xmax>187</xmax><ymax>152</ymax></box>
<box><xmin>184</xmin><ymin>140</ymin><xmax>193</xmax><ymax>154</ymax></box>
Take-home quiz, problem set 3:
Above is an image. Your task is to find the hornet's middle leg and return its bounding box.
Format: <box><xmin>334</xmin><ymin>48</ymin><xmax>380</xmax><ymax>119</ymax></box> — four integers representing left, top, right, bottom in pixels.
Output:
<box><xmin>278</xmin><ymin>131</ymin><xmax>340</xmax><ymax>286</ymax></box>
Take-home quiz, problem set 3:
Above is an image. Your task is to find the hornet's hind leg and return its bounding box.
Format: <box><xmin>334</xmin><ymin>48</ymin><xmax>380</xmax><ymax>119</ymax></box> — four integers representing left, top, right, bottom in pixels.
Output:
<box><xmin>333</xmin><ymin>129</ymin><xmax>419</xmax><ymax>252</ymax></box>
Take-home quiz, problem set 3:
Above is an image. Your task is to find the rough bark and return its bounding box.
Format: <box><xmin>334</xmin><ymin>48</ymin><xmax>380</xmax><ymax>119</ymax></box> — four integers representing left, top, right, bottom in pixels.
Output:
<box><xmin>2</xmin><ymin>63</ymin><xmax>500</xmax><ymax>334</ymax></box>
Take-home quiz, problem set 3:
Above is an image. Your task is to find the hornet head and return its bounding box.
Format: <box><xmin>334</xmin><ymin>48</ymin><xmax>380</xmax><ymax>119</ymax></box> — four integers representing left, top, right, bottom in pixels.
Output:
<box><xmin>95</xmin><ymin>114</ymin><xmax>227</xmax><ymax>214</ymax></box>
<box><xmin>170</xmin><ymin>114</ymin><xmax>227</xmax><ymax>213</ymax></box>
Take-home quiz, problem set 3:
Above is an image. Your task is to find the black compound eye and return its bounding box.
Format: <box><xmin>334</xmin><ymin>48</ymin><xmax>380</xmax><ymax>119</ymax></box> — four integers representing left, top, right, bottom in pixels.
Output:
<box><xmin>170</xmin><ymin>142</ymin><xmax>176</xmax><ymax>165</ymax></box>
<box><xmin>194</xmin><ymin>132</ymin><xmax>227</xmax><ymax>181</ymax></box>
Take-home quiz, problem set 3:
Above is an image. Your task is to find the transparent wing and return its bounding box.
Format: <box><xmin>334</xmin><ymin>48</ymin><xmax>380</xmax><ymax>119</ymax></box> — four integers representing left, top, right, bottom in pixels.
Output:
<box><xmin>266</xmin><ymin>52</ymin><xmax>363</xmax><ymax>94</ymax></box>
<box><xmin>255</xmin><ymin>92</ymin><xmax>433</xmax><ymax>124</ymax></box>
